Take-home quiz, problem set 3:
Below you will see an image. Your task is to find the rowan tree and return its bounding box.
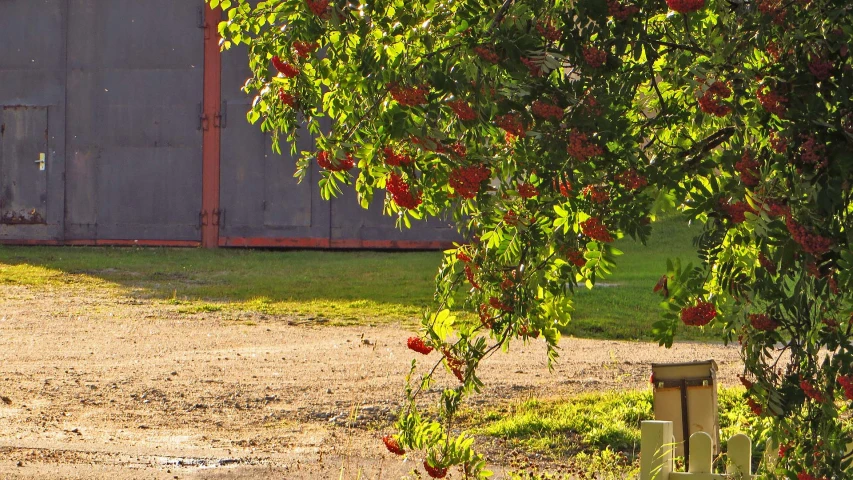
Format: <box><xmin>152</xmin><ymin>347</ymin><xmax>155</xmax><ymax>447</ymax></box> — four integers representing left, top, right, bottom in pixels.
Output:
<box><xmin>210</xmin><ymin>0</ymin><xmax>852</xmax><ymax>477</ymax></box>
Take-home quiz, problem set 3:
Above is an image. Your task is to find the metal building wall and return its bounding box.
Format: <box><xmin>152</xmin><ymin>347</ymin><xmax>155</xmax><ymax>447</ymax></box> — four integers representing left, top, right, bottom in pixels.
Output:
<box><xmin>0</xmin><ymin>1</ymin><xmax>459</xmax><ymax>249</ymax></box>
<box><xmin>0</xmin><ymin>0</ymin><xmax>67</xmax><ymax>243</ymax></box>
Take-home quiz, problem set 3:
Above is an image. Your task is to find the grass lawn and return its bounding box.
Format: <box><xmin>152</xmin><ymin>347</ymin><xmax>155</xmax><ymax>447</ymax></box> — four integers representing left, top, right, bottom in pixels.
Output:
<box><xmin>0</xmin><ymin>248</ymin><xmax>441</xmax><ymax>324</ymax></box>
<box><xmin>0</xmin><ymin>214</ymin><xmax>714</xmax><ymax>339</ymax></box>
<box><xmin>466</xmin><ymin>387</ymin><xmax>768</xmax><ymax>478</ymax></box>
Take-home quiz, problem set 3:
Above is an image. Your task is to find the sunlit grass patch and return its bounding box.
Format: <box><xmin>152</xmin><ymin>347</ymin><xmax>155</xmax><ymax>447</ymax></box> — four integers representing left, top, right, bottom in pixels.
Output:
<box><xmin>470</xmin><ymin>387</ymin><xmax>770</xmax><ymax>478</ymax></box>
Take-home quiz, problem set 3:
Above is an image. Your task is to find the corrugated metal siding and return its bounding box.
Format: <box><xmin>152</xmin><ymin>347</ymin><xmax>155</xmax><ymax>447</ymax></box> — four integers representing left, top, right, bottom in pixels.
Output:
<box><xmin>64</xmin><ymin>0</ymin><xmax>204</xmax><ymax>241</ymax></box>
<box><xmin>0</xmin><ymin>0</ymin><xmax>459</xmax><ymax>249</ymax></box>
<box><xmin>0</xmin><ymin>0</ymin><xmax>66</xmax><ymax>242</ymax></box>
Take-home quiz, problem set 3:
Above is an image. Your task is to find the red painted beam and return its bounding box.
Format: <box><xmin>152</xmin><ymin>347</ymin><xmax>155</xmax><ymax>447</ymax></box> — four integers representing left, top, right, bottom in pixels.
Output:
<box><xmin>219</xmin><ymin>236</ymin><xmax>453</xmax><ymax>250</ymax></box>
<box><xmin>0</xmin><ymin>239</ymin><xmax>63</xmax><ymax>246</ymax></box>
<box><xmin>201</xmin><ymin>5</ymin><xmax>222</xmax><ymax>249</ymax></box>
<box><xmin>0</xmin><ymin>239</ymin><xmax>200</xmax><ymax>247</ymax></box>
<box><xmin>333</xmin><ymin>239</ymin><xmax>454</xmax><ymax>250</ymax></box>
<box><xmin>219</xmin><ymin>236</ymin><xmax>332</xmax><ymax>248</ymax></box>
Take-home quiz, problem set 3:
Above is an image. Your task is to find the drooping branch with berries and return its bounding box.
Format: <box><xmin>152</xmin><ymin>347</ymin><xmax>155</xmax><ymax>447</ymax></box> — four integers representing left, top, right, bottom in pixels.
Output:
<box><xmin>210</xmin><ymin>0</ymin><xmax>852</xmax><ymax>477</ymax></box>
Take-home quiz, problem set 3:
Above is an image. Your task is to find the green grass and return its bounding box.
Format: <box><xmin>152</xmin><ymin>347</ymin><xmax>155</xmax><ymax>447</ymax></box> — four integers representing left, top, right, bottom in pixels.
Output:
<box><xmin>0</xmin><ymin>214</ymin><xmax>715</xmax><ymax>338</ymax></box>
<box><xmin>469</xmin><ymin>387</ymin><xmax>769</xmax><ymax>478</ymax></box>
<box><xmin>0</xmin><ymin>247</ymin><xmax>442</xmax><ymax>324</ymax></box>
<box><xmin>565</xmin><ymin>215</ymin><xmax>706</xmax><ymax>341</ymax></box>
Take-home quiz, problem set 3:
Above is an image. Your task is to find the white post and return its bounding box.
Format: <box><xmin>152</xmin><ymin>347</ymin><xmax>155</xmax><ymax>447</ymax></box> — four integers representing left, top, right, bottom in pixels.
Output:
<box><xmin>727</xmin><ymin>433</ymin><xmax>752</xmax><ymax>477</ymax></box>
<box><xmin>688</xmin><ymin>431</ymin><xmax>713</xmax><ymax>473</ymax></box>
<box><xmin>641</xmin><ymin>420</ymin><xmax>674</xmax><ymax>480</ymax></box>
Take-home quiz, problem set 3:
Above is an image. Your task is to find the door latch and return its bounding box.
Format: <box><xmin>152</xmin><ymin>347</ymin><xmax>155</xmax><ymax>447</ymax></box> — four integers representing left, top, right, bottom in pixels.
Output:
<box><xmin>35</xmin><ymin>153</ymin><xmax>45</xmax><ymax>171</ymax></box>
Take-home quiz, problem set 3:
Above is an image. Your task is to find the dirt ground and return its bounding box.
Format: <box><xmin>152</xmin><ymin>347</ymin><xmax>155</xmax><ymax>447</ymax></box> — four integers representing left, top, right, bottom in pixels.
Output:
<box><xmin>0</xmin><ymin>284</ymin><xmax>745</xmax><ymax>479</ymax></box>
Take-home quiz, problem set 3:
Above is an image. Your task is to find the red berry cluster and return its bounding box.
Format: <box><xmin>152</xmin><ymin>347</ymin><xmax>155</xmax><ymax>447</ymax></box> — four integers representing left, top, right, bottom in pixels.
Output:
<box><xmin>503</xmin><ymin>209</ymin><xmax>519</xmax><ymax>226</ymax></box>
<box><xmin>758</xmin><ymin>0</ymin><xmax>787</xmax><ymax>25</ymax></box>
<box><xmin>382</xmin><ymin>147</ymin><xmax>414</xmax><ymax>166</ymax></box>
<box><xmin>478</xmin><ymin>304</ymin><xmax>494</xmax><ymax>328</ymax></box>
<box><xmin>382</xmin><ymin>435</ymin><xmax>405</xmax><ymax>455</ymax></box>
<box><xmin>801</xmin><ymin>379</ymin><xmax>825</xmax><ymax>402</ymax></box>
<box><xmin>473</xmin><ymin>45</ymin><xmax>500</xmax><ymax>64</ymax></box>
<box><xmin>829</xmin><ymin>275</ymin><xmax>839</xmax><ymax>295</ymax></box>
<box><xmin>456</xmin><ymin>250</ymin><xmax>472</xmax><ymax>263</ymax></box>
<box><xmin>531</xmin><ymin>100</ymin><xmax>563</xmax><ymax>120</ymax></box>
<box><xmin>607</xmin><ymin>0</ymin><xmax>639</xmax><ymax>20</ymax></box>
<box><xmin>567</xmin><ymin>249</ymin><xmax>586</xmax><ymax>268</ymax></box>
<box><xmin>749</xmin><ymin>313</ymin><xmax>778</xmax><ymax>331</ymax></box>
<box><xmin>567</xmin><ymin>129</ymin><xmax>604</xmax><ymax>162</ymax></box>
<box><xmin>386</xmin><ymin>173</ymin><xmax>422</xmax><ymax>210</ymax></box>
<box><xmin>766</xmin><ymin>41</ymin><xmax>782</xmax><ymax>62</ymax></box>
<box><xmin>797</xmin><ymin>472</ymin><xmax>829</xmax><ymax>480</ymax></box>
<box><xmin>449</xmin><ymin>165</ymin><xmax>491</xmax><ymax>199</ymax></box>
<box><xmin>758</xmin><ymin>252</ymin><xmax>778</xmax><ymax>275</ymax></box>
<box><xmin>388</xmin><ymin>84</ymin><xmax>429</xmax><ymax>107</ymax></box>
<box><xmin>410</xmin><ymin>136</ymin><xmax>448</xmax><ymax>154</ymax></box>
<box><xmin>521</xmin><ymin>56</ymin><xmax>545</xmax><ymax>77</ymax></box>
<box><xmin>719</xmin><ymin>199</ymin><xmax>756</xmax><ymax>224</ymax></box>
<box><xmin>735</xmin><ymin>152</ymin><xmax>761</xmax><ymax>187</ymax></box>
<box><xmin>278</xmin><ymin>89</ymin><xmax>297</xmax><ymax>108</ymax></box>
<box><xmin>747</xmin><ymin>398</ymin><xmax>763</xmax><ymax>416</ymax></box>
<box><xmin>496</xmin><ymin>113</ymin><xmax>527</xmax><ymax>138</ymax></box>
<box><xmin>442</xmin><ymin>349</ymin><xmax>465</xmax><ymax>383</ymax></box>
<box><xmin>779</xmin><ymin>443</ymin><xmax>791</xmax><ymax>458</ymax></box>
<box><xmin>798</xmin><ymin>134</ymin><xmax>828</xmax><ymax>168</ymax></box>
<box><xmin>761</xmin><ymin>200</ymin><xmax>789</xmax><ymax>218</ymax></box>
<box><xmin>615</xmin><ymin>169</ymin><xmax>648</xmax><ymax>190</ymax></box>
<box><xmin>582</xmin><ymin>46</ymin><xmax>607</xmax><ymax>68</ymax></box>
<box><xmin>557</xmin><ymin>179</ymin><xmax>573</xmax><ymax>197</ymax></box>
<box><xmin>478</xmin><ymin>303</ymin><xmax>495</xmax><ymax>328</ymax></box>
<box><xmin>517</xmin><ymin>183</ymin><xmax>539</xmax><ymax>199</ymax></box>
<box><xmin>447</xmin><ymin>99</ymin><xmax>477</xmax><ymax>121</ymax></box>
<box><xmin>757</xmin><ymin>85</ymin><xmax>787</xmax><ymax>116</ymax></box>
<box><xmin>809</xmin><ymin>58</ymin><xmax>832</xmax><ymax>80</ymax></box>
<box><xmin>464</xmin><ymin>264</ymin><xmax>481</xmax><ymax>289</ymax></box>
<box><xmin>306</xmin><ymin>0</ymin><xmax>330</xmax><ymax>18</ymax></box>
<box><xmin>680</xmin><ymin>301</ymin><xmax>716</xmax><ymax>326</ymax></box>
<box><xmin>769</xmin><ymin>130</ymin><xmax>787</xmax><ymax>153</ymax></box>
<box><xmin>697</xmin><ymin>81</ymin><xmax>732</xmax><ymax>117</ymax></box>
<box><xmin>739</xmin><ymin>375</ymin><xmax>754</xmax><ymax>389</ymax></box>
<box><xmin>805</xmin><ymin>261</ymin><xmax>823</xmax><ymax>279</ymax></box>
<box><xmin>448</xmin><ymin>142</ymin><xmax>466</xmax><ymax>157</ymax></box>
<box><xmin>580</xmin><ymin>217</ymin><xmax>614</xmax><ymax>242</ymax></box>
<box><xmin>423</xmin><ymin>461</ymin><xmax>448</xmax><ymax>479</ymax></box>
<box><xmin>786</xmin><ymin>217</ymin><xmax>832</xmax><ymax>256</ymax></box>
<box><xmin>583</xmin><ymin>94</ymin><xmax>603</xmax><ymax>116</ymax></box>
<box><xmin>838</xmin><ymin>375</ymin><xmax>853</xmax><ymax>401</ymax></box>
<box><xmin>666</xmin><ymin>0</ymin><xmax>705</xmax><ymax>13</ymax></box>
<box><xmin>489</xmin><ymin>296</ymin><xmax>513</xmax><ymax>312</ymax></box>
<box><xmin>293</xmin><ymin>41</ymin><xmax>319</xmax><ymax>59</ymax></box>
<box><xmin>582</xmin><ymin>185</ymin><xmax>610</xmax><ymax>204</ymax></box>
<box><xmin>535</xmin><ymin>21</ymin><xmax>561</xmax><ymax>41</ymax></box>
<box><xmin>272</xmin><ymin>56</ymin><xmax>300</xmax><ymax>78</ymax></box>
<box><xmin>317</xmin><ymin>151</ymin><xmax>355</xmax><ymax>171</ymax></box>
<box><xmin>407</xmin><ymin>336</ymin><xmax>433</xmax><ymax>355</ymax></box>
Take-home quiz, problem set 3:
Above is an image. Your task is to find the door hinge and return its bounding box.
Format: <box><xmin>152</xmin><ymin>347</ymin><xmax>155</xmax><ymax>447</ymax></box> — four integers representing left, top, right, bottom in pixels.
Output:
<box><xmin>212</xmin><ymin>209</ymin><xmax>223</xmax><ymax>226</ymax></box>
<box><xmin>214</xmin><ymin>101</ymin><xmax>227</xmax><ymax>129</ymax></box>
<box><xmin>199</xmin><ymin>210</ymin><xmax>209</xmax><ymax>227</ymax></box>
<box><xmin>198</xmin><ymin>6</ymin><xmax>211</xmax><ymax>39</ymax></box>
<box><xmin>198</xmin><ymin>103</ymin><xmax>209</xmax><ymax>131</ymax></box>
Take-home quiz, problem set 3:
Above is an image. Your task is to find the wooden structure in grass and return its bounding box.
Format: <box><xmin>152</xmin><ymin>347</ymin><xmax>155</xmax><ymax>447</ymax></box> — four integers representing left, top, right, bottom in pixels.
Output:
<box><xmin>640</xmin><ymin>420</ymin><xmax>754</xmax><ymax>480</ymax></box>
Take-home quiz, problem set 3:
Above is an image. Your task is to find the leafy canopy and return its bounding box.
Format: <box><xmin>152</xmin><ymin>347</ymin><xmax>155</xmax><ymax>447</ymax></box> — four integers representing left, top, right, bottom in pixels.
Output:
<box><xmin>211</xmin><ymin>0</ymin><xmax>852</xmax><ymax>477</ymax></box>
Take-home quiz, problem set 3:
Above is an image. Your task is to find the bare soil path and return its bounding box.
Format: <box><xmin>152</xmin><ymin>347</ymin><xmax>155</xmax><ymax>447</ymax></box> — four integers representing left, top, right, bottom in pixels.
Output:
<box><xmin>0</xmin><ymin>284</ymin><xmax>744</xmax><ymax>479</ymax></box>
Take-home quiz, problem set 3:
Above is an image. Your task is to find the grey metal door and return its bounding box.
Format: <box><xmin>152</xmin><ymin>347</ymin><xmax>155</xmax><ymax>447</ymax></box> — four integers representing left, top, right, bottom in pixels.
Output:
<box><xmin>219</xmin><ymin>41</ymin><xmax>331</xmax><ymax>246</ymax></box>
<box><xmin>330</xmin><ymin>187</ymin><xmax>459</xmax><ymax>248</ymax></box>
<box><xmin>64</xmin><ymin>0</ymin><xmax>204</xmax><ymax>241</ymax></box>
<box><xmin>0</xmin><ymin>0</ymin><xmax>67</xmax><ymax>242</ymax></box>
<box><xmin>0</xmin><ymin>107</ymin><xmax>49</xmax><ymax>225</ymax></box>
